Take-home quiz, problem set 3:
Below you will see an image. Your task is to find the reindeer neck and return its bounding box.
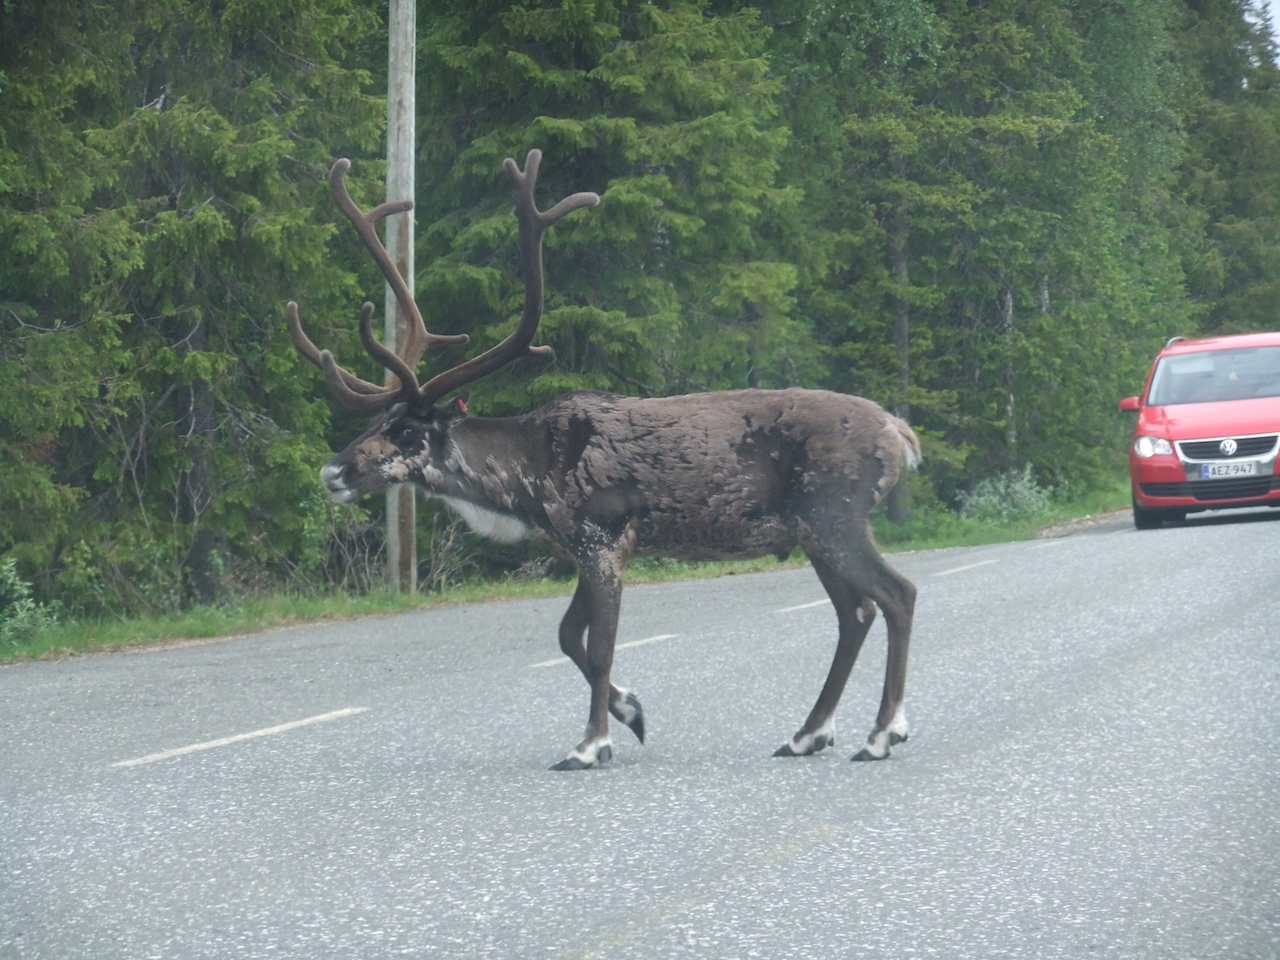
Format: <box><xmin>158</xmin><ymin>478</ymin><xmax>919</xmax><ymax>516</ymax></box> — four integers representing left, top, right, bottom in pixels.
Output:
<box><xmin>450</xmin><ymin>415</ymin><xmax>543</xmax><ymax>470</ymax></box>
<box><xmin>406</xmin><ymin>414</ymin><xmax>542</xmax><ymax>544</ymax></box>
<box><xmin>425</xmin><ymin>414</ymin><xmax>547</xmax><ymax>517</ymax></box>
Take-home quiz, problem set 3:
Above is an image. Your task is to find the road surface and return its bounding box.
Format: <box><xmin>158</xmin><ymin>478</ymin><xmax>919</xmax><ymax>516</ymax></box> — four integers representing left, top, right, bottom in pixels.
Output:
<box><xmin>3</xmin><ymin>508</ymin><xmax>1279</xmax><ymax>958</ymax></box>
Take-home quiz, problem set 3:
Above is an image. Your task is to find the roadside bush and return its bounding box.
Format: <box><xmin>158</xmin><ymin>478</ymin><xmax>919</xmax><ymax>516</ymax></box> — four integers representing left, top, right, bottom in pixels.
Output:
<box><xmin>957</xmin><ymin>465</ymin><xmax>1055</xmax><ymax>524</ymax></box>
<box><xmin>0</xmin><ymin>558</ymin><xmax>59</xmax><ymax>649</ymax></box>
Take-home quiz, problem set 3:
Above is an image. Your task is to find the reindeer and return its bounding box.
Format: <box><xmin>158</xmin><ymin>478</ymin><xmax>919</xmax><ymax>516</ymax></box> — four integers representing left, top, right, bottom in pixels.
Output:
<box><xmin>287</xmin><ymin>151</ymin><xmax>920</xmax><ymax>770</ymax></box>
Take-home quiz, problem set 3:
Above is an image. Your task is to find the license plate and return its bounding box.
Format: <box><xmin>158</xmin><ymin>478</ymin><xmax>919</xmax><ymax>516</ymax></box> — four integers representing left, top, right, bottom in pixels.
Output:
<box><xmin>1201</xmin><ymin>461</ymin><xmax>1257</xmax><ymax>479</ymax></box>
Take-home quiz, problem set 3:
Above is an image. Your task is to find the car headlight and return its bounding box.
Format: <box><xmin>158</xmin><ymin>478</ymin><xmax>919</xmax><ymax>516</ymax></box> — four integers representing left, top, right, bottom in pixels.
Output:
<box><xmin>1133</xmin><ymin>436</ymin><xmax>1173</xmax><ymax>458</ymax></box>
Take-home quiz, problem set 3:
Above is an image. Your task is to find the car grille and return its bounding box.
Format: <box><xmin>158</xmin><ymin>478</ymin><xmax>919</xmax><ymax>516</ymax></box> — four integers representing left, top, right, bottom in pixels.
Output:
<box><xmin>1141</xmin><ymin>476</ymin><xmax>1280</xmax><ymax>501</ymax></box>
<box><xmin>1177</xmin><ymin>435</ymin><xmax>1278</xmax><ymax>460</ymax></box>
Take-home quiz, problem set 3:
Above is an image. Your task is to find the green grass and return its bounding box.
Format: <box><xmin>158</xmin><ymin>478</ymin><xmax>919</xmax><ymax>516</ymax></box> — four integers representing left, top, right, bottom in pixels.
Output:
<box><xmin>2</xmin><ymin>477</ymin><xmax>1131</xmax><ymax>663</ymax></box>
<box><xmin>872</xmin><ymin>475</ymin><xmax>1132</xmax><ymax>552</ymax></box>
<box><xmin>2</xmin><ymin>579</ymin><xmax>580</xmax><ymax>663</ymax></box>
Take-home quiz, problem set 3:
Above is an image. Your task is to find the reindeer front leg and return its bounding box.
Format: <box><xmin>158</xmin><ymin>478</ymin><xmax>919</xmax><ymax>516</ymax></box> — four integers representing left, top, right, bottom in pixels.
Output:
<box><xmin>551</xmin><ymin>535</ymin><xmax>634</xmax><ymax>771</ymax></box>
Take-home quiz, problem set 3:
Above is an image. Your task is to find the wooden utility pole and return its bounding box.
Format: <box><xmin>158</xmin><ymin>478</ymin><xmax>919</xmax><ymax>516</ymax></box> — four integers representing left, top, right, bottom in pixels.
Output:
<box><xmin>385</xmin><ymin>0</ymin><xmax>416</xmax><ymax>591</ymax></box>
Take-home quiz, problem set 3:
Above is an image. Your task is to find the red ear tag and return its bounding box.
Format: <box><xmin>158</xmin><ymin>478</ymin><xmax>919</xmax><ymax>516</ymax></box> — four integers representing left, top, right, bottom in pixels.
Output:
<box><xmin>457</xmin><ymin>398</ymin><xmax>467</xmax><ymax>413</ymax></box>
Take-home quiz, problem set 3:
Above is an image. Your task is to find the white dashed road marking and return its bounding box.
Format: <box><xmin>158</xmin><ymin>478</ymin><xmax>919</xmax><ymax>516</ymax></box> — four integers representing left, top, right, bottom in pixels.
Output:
<box><xmin>529</xmin><ymin>634</ymin><xmax>680</xmax><ymax>669</ymax></box>
<box><xmin>772</xmin><ymin>598</ymin><xmax>832</xmax><ymax>614</ymax></box>
<box><xmin>113</xmin><ymin>707</ymin><xmax>370</xmax><ymax>768</ymax></box>
<box><xmin>930</xmin><ymin>559</ymin><xmax>1001</xmax><ymax>577</ymax></box>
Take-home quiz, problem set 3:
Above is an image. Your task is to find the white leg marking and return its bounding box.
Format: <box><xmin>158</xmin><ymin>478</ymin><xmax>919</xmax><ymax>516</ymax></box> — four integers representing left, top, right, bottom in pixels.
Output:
<box><xmin>861</xmin><ymin>727</ymin><xmax>892</xmax><ymax>759</ymax></box>
<box><xmin>785</xmin><ymin>717</ymin><xmax>836</xmax><ymax>756</ymax></box>
<box><xmin>565</xmin><ymin>736</ymin><xmax>614</xmax><ymax>767</ymax></box>
<box><xmin>888</xmin><ymin>705</ymin><xmax>909</xmax><ymax>741</ymax></box>
<box><xmin>611</xmin><ymin>688</ymin><xmax>638</xmax><ymax>725</ymax></box>
<box><xmin>859</xmin><ymin>705</ymin><xmax>908</xmax><ymax>760</ymax></box>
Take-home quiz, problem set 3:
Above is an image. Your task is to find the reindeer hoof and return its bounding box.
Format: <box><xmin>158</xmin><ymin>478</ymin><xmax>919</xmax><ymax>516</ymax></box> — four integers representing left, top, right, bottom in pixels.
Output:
<box><xmin>550</xmin><ymin>743</ymin><xmax>613</xmax><ymax>771</ymax></box>
<box><xmin>851</xmin><ymin>747</ymin><xmax>888</xmax><ymax>762</ymax></box>
<box><xmin>854</xmin><ymin>720</ymin><xmax>904</xmax><ymax>761</ymax></box>
<box><xmin>612</xmin><ymin>691</ymin><xmax>645</xmax><ymax>744</ymax></box>
<box><xmin>768</xmin><ymin>727</ymin><xmax>829</xmax><ymax>757</ymax></box>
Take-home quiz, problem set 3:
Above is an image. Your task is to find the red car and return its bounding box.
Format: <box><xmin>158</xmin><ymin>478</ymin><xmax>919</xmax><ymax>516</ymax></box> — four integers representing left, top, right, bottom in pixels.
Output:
<box><xmin>1119</xmin><ymin>331</ymin><xmax>1280</xmax><ymax>529</ymax></box>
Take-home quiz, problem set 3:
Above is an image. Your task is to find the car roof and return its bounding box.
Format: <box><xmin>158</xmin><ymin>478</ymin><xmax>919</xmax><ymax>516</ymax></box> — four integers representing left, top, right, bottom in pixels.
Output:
<box><xmin>1161</xmin><ymin>331</ymin><xmax>1280</xmax><ymax>355</ymax></box>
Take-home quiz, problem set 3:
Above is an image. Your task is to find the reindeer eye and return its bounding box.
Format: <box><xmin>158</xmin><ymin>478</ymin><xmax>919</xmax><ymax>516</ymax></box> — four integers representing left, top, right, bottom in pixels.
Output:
<box><xmin>395</xmin><ymin>425</ymin><xmax>418</xmax><ymax>443</ymax></box>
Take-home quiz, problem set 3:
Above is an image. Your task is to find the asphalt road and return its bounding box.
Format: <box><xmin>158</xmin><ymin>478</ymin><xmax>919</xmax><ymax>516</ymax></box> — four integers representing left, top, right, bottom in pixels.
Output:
<box><xmin>3</xmin><ymin>508</ymin><xmax>1279</xmax><ymax>959</ymax></box>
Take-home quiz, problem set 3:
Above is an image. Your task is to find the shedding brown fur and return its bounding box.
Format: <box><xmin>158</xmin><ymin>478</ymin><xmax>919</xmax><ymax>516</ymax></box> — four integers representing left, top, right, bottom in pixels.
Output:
<box><xmin>292</xmin><ymin>152</ymin><xmax>920</xmax><ymax>769</ymax></box>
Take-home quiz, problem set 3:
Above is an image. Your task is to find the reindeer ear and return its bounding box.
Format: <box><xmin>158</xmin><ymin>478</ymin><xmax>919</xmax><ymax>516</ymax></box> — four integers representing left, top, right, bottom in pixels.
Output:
<box><xmin>440</xmin><ymin>394</ymin><xmax>469</xmax><ymax>425</ymax></box>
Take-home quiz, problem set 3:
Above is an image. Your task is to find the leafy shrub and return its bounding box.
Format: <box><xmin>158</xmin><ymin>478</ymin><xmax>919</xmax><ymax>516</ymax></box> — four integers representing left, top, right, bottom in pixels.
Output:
<box><xmin>0</xmin><ymin>558</ymin><xmax>59</xmax><ymax>649</ymax></box>
<box><xmin>957</xmin><ymin>465</ymin><xmax>1055</xmax><ymax>524</ymax></box>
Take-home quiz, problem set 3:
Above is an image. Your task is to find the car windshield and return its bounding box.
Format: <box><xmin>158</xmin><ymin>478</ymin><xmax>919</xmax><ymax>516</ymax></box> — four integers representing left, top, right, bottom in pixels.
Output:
<box><xmin>1147</xmin><ymin>345</ymin><xmax>1280</xmax><ymax>405</ymax></box>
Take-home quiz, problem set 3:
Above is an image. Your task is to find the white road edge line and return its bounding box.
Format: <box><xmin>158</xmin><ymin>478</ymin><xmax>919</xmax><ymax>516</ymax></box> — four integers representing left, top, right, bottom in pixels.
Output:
<box><xmin>529</xmin><ymin>634</ymin><xmax>679</xmax><ymax>669</ymax></box>
<box><xmin>112</xmin><ymin>707</ymin><xmax>370</xmax><ymax>768</ymax></box>
<box><xmin>773</xmin><ymin>598</ymin><xmax>832</xmax><ymax>614</ymax></box>
<box><xmin>931</xmin><ymin>559</ymin><xmax>1001</xmax><ymax>577</ymax></box>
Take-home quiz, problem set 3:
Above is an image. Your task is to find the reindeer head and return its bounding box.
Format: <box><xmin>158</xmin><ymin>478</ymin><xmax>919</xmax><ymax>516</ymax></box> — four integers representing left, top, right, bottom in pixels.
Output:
<box><xmin>316</xmin><ymin>396</ymin><xmax>469</xmax><ymax>503</ymax></box>
<box><xmin>288</xmin><ymin>151</ymin><xmax>598</xmax><ymax>503</ymax></box>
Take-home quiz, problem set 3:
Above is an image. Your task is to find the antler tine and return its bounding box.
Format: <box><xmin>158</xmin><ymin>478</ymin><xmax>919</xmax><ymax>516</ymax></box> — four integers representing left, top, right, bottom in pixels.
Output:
<box><xmin>328</xmin><ymin>159</ymin><xmax>469</xmax><ymax>372</ymax></box>
<box><xmin>356</xmin><ymin>301</ymin><xmax>421</xmax><ymax>395</ymax></box>
<box><xmin>288</xmin><ymin>300</ymin><xmax>401</xmax><ymax>408</ymax></box>
<box><xmin>285</xmin><ymin>300</ymin><xmax>325</xmax><ymax>367</ymax></box>
<box><xmin>317</xmin><ymin>349</ymin><xmax>403</xmax><ymax>412</ymax></box>
<box><xmin>416</xmin><ymin>149</ymin><xmax>599</xmax><ymax>407</ymax></box>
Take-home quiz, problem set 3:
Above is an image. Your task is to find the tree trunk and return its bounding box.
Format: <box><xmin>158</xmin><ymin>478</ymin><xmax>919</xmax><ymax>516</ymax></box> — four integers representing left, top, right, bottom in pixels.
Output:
<box><xmin>181</xmin><ymin>316</ymin><xmax>218</xmax><ymax>604</ymax></box>
<box><xmin>999</xmin><ymin>270</ymin><xmax>1016</xmax><ymax>461</ymax></box>
<box><xmin>886</xmin><ymin>158</ymin><xmax>912</xmax><ymax>522</ymax></box>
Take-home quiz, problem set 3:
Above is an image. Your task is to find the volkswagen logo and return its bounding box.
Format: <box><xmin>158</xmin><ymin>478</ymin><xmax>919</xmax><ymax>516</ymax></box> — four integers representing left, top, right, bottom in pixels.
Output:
<box><xmin>1219</xmin><ymin>438</ymin><xmax>1238</xmax><ymax>456</ymax></box>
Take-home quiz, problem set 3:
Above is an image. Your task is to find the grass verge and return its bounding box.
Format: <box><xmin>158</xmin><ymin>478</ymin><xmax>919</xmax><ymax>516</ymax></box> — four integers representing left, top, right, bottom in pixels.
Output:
<box><xmin>2</xmin><ymin>478</ymin><xmax>1131</xmax><ymax>663</ymax></box>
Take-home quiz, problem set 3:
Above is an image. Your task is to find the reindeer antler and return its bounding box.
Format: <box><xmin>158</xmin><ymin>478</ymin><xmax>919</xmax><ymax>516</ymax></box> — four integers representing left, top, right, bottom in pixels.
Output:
<box><xmin>288</xmin><ymin>151</ymin><xmax>598</xmax><ymax>413</ymax></box>
<box><xmin>416</xmin><ymin>150</ymin><xmax>599</xmax><ymax>407</ymax></box>
<box><xmin>287</xmin><ymin>159</ymin><xmax>469</xmax><ymax>411</ymax></box>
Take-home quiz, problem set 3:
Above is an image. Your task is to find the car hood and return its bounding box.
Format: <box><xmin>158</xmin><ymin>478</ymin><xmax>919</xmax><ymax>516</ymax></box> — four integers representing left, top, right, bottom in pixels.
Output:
<box><xmin>1138</xmin><ymin>396</ymin><xmax>1280</xmax><ymax>439</ymax></box>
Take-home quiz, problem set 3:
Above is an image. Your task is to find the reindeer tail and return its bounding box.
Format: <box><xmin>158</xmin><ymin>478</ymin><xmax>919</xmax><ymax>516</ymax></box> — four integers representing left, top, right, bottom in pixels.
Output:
<box><xmin>896</xmin><ymin>417</ymin><xmax>922</xmax><ymax>472</ymax></box>
<box><xmin>874</xmin><ymin>415</ymin><xmax>922</xmax><ymax>503</ymax></box>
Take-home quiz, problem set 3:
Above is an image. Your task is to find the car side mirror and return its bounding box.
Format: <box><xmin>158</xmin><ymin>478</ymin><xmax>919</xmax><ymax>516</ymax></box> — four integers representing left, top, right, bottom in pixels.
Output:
<box><xmin>1118</xmin><ymin>396</ymin><xmax>1141</xmax><ymax>412</ymax></box>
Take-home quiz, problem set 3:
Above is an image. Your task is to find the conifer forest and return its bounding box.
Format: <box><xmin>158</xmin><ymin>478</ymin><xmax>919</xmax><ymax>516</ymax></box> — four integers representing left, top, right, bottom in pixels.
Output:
<box><xmin>2</xmin><ymin>0</ymin><xmax>1278</xmax><ymax>616</ymax></box>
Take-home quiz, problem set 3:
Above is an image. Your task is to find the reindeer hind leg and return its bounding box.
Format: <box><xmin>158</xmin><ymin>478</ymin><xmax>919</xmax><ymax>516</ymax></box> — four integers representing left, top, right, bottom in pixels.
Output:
<box><xmin>795</xmin><ymin>510</ymin><xmax>916</xmax><ymax>762</ymax></box>
<box><xmin>849</xmin><ymin>551</ymin><xmax>915</xmax><ymax>762</ymax></box>
<box><xmin>774</xmin><ymin>554</ymin><xmax>877</xmax><ymax>758</ymax></box>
